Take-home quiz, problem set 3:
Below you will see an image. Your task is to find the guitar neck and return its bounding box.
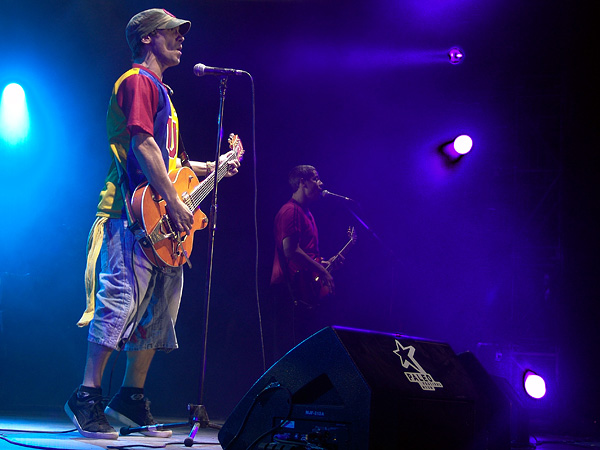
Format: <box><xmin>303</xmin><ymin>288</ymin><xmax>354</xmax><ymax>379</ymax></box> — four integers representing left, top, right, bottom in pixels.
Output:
<box><xmin>188</xmin><ymin>153</ymin><xmax>236</xmax><ymax>210</ymax></box>
<box><xmin>327</xmin><ymin>238</ymin><xmax>356</xmax><ymax>273</ymax></box>
<box><xmin>338</xmin><ymin>240</ymin><xmax>355</xmax><ymax>259</ymax></box>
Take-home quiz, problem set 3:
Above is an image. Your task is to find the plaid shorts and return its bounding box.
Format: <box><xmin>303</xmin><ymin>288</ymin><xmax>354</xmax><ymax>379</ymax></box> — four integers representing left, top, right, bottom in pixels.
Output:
<box><xmin>88</xmin><ymin>218</ymin><xmax>183</xmax><ymax>351</ymax></box>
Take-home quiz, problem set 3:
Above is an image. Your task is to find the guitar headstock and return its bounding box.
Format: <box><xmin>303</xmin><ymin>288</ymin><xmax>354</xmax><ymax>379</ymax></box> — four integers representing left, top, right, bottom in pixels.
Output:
<box><xmin>347</xmin><ymin>226</ymin><xmax>357</xmax><ymax>244</ymax></box>
<box><xmin>228</xmin><ymin>133</ymin><xmax>245</xmax><ymax>162</ymax></box>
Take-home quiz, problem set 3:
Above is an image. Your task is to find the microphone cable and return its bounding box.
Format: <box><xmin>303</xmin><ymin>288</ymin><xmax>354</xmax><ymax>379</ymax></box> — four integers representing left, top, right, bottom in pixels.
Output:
<box><xmin>246</xmin><ymin>73</ymin><xmax>268</xmax><ymax>374</ymax></box>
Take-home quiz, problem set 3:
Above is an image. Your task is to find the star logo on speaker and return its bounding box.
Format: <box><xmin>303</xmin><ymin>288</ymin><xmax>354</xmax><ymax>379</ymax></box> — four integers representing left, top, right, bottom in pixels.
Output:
<box><xmin>393</xmin><ymin>340</ymin><xmax>444</xmax><ymax>391</ymax></box>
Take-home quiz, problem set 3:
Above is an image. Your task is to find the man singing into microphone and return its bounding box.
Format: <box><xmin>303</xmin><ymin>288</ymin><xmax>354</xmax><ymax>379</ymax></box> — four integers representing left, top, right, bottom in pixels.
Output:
<box><xmin>65</xmin><ymin>8</ymin><xmax>239</xmax><ymax>440</ymax></box>
<box><xmin>269</xmin><ymin>165</ymin><xmax>339</xmax><ymax>363</ymax></box>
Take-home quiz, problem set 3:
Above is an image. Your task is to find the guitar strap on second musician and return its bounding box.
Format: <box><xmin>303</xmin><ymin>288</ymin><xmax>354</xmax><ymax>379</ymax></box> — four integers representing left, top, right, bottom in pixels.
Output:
<box><xmin>275</xmin><ymin>244</ymin><xmax>318</xmax><ymax>311</ymax></box>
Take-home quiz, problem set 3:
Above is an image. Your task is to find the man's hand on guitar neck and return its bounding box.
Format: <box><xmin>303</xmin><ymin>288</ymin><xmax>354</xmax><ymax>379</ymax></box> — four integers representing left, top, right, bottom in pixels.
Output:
<box><xmin>220</xmin><ymin>150</ymin><xmax>240</xmax><ymax>177</ymax></box>
<box><xmin>187</xmin><ymin>150</ymin><xmax>239</xmax><ymax>179</ymax></box>
<box><xmin>187</xmin><ymin>133</ymin><xmax>243</xmax><ymax>179</ymax></box>
<box><xmin>323</xmin><ymin>254</ymin><xmax>345</xmax><ymax>272</ymax></box>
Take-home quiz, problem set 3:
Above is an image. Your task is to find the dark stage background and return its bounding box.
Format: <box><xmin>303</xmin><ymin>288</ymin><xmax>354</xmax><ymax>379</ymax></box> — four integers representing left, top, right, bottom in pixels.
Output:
<box><xmin>0</xmin><ymin>0</ymin><xmax>597</xmax><ymax>435</ymax></box>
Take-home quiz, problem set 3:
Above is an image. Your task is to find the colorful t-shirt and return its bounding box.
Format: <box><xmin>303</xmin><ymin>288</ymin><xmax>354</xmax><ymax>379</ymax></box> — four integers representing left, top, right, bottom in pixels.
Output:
<box><xmin>270</xmin><ymin>198</ymin><xmax>320</xmax><ymax>285</ymax></box>
<box><xmin>96</xmin><ymin>64</ymin><xmax>180</xmax><ymax>218</ymax></box>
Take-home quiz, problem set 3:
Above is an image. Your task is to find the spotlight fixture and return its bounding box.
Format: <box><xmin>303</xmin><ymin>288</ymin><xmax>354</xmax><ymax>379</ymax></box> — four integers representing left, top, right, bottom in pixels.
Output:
<box><xmin>1</xmin><ymin>82</ymin><xmax>30</xmax><ymax>146</ymax></box>
<box><xmin>448</xmin><ymin>47</ymin><xmax>464</xmax><ymax>65</ymax></box>
<box><xmin>438</xmin><ymin>134</ymin><xmax>473</xmax><ymax>165</ymax></box>
<box><xmin>523</xmin><ymin>370</ymin><xmax>546</xmax><ymax>399</ymax></box>
<box><xmin>452</xmin><ymin>135</ymin><xmax>473</xmax><ymax>155</ymax></box>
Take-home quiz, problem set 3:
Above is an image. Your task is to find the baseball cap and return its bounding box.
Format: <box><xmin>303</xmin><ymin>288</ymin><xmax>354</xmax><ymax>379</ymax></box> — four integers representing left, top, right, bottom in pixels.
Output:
<box><xmin>126</xmin><ymin>8</ymin><xmax>191</xmax><ymax>53</ymax></box>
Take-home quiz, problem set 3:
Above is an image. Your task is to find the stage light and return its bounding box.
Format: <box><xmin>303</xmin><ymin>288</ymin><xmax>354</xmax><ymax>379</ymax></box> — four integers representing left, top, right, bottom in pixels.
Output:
<box><xmin>1</xmin><ymin>82</ymin><xmax>30</xmax><ymax>146</ymax></box>
<box><xmin>438</xmin><ymin>134</ymin><xmax>473</xmax><ymax>165</ymax></box>
<box><xmin>523</xmin><ymin>370</ymin><xmax>546</xmax><ymax>399</ymax></box>
<box><xmin>448</xmin><ymin>47</ymin><xmax>464</xmax><ymax>65</ymax></box>
<box><xmin>453</xmin><ymin>135</ymin><xmax>473</xmax><ymax>155</ymax></box>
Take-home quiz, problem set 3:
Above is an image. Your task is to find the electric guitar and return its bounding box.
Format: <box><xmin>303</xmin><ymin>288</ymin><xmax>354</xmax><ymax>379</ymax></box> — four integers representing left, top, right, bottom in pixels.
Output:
<box><xmin>294</xmin><ymin>227</ymin><xmax>357</xmax><ymax>306</ymax></box>
<box><xmin>130</xmin><ymin>133</ymin><xmax>244</xmax><ymax>268</ymax></box>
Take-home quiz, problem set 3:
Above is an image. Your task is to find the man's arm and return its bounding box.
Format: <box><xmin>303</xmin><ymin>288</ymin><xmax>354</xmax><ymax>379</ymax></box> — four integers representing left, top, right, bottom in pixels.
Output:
<box><xmin>132</xmin><ymin>132</ymin><xmax>194</xmax><ymax>232</ymax></box>
<box><xmin>178</xmin><ymin>150</ymin><xmax>240</xmax><ymax>178</ymax></box>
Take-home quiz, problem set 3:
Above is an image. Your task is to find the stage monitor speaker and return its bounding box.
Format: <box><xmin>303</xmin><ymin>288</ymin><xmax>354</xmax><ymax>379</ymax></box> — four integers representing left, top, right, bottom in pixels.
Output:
<box><xmin>218</xmin><ymin>326</ymin><xmax>511</xmax><ymax>450</ymax></box>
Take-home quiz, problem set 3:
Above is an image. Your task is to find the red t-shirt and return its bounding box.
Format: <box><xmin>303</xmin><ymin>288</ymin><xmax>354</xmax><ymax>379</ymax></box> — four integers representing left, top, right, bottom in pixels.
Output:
<box><xmin>271</xmin><ymin>199</ymin><xmax>320</xmax><ymax>285</ymax></box>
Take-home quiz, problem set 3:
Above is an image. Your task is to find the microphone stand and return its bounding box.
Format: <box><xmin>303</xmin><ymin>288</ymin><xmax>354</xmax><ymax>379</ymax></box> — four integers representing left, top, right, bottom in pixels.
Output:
<box><xmin>202</xmin><ymin>75</ymin><xmax>227</xmax><ymax>397</ymax></box>
<box><xmin>188</xmin><ymin>75</ymin><xmax>229</xmax><ymax>445</ymax></box>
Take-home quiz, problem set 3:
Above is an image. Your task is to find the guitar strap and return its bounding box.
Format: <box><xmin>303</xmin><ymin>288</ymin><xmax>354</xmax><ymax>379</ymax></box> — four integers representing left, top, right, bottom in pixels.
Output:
<box><xmin>278</xmin><ymin>245</ymin><xmax>319</xmax><ymax>310</ymax></box>
<box><xmin>113</xmin><ymin>156</ymin><xmax>152</xmax><ymax>247</ymax></box>
<box><xmin>178</xmin><ymin>132</ymin><xmax>192</xmax><ymax>169</ymax></box>
<box><xmin>162</xmin><ymin>81</ymin><xmax>192</xmax><ymax>169</ymax></box>
<box><xmin>173</xmin><ymin>132</ymin><xmax>194</xmax><ymax>269</ymax></box>
<box><xmin>277</xmin><ymin>246</ymin><xmax>301</xmax><ymax>307</ymax></box>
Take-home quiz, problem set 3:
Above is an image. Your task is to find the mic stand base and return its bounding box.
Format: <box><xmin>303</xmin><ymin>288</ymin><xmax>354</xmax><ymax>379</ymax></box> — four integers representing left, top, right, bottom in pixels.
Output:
<box><xmin>184</xmin><ymin>404</ymin><xmax>222</xmax><ymax>447</ymax></box>
<box><xmin>118</xmin><ymin>403</ymin><xmax>221</xmax><ymax>447</ymax></box>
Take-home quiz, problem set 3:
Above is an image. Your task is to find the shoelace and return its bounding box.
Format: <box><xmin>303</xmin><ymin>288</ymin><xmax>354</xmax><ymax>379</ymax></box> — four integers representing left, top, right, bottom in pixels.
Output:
<box><xmin>81</xmin><ymin>396</ymin><xmax>112</xmax><ymax>427</ymax></box>
<box><xmin>141</xmin><ymin>399</ymin><xmax>156</xmax><ymax>424</ymax></box>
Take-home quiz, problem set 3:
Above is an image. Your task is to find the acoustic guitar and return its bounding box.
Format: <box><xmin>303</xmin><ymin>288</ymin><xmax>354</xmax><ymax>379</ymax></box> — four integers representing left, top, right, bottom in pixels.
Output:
<box><xmin>130</xmin><ymin>133</ymin><xmax>244</xmax><ymax>267</ymax></box>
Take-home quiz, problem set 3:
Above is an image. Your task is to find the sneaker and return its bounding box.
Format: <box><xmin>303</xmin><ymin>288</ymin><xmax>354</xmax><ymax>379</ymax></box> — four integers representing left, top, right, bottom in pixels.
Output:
<box><xmin>105</xmin><ymin>393</ymin><xmax>172</xmax><ymax>438</ymax></box>
<box><xmin>64</xmin><ymin>388</ymin><xmax>118</xmax><ymax>440</ymax></box>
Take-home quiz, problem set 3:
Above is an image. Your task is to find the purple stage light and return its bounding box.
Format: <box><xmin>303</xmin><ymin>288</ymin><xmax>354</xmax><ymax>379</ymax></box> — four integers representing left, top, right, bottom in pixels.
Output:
<box><xmin>453</xmin><ymin>135</ymin><xmax>473</xmax><ymax>155</ymax></box>
<box><xmin>524</xmin><ymin>370</ymin><xmax>546</xmax><ymax>399</ymax></box>
<box><xmin>438</xmin><ymin>134</ymin><xmax>473</xmax><ymax>165</ymax></box>
<box><xmin>448</xmin><ymin>47</ymin><xmax>464</xmax><ymax>64</ymax></box>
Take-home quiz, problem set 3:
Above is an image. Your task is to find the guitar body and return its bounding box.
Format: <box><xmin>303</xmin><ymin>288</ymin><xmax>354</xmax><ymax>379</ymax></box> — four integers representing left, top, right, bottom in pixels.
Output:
<box><xmin>292</xmin><ymin>264</ymin><xmax>328</xmax><ymax>309</ymax></box>
<box><xmin>130</xmin><ymin>133</ymin><xmax>244</xmax><ymax>268</ymax></box>
<box><xmin>131</xmin><ymin>166</ymin><xmax>208</xmax><ymax>267</ymax></box>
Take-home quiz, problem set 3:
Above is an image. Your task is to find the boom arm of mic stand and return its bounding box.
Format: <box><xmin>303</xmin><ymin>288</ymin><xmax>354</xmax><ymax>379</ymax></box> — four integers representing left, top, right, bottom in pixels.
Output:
<box><xmin>341</xmin><ymin>202</ymin><xmax>402</xmax><ymax>321</ymax></box>
<box><xmin>342</xmin><ymin>203</ymin><xmax>400</xmax><ymax>263</ymax></box>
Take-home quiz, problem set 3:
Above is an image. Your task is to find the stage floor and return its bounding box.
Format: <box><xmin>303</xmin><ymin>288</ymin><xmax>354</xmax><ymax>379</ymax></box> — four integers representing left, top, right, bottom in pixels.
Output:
<box><xmin>0</xmin><ymin>410</ymin><xmax>598</xmax><ymax>450</ymax></box>
<box><xmin>0</xmin><ymin>411</ymin><xmax>222</xmax><ymax>450</ymax></box>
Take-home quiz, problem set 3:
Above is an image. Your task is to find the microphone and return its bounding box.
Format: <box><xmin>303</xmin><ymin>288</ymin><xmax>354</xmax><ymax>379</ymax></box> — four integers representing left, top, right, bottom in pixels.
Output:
<box><xmin>193</xmin><ymin>63</ymin><xmax>244</xmax><ymax>77</ymax></box>
<box><xmin>322</xmin><ymin>190</ymin><xmax>354</xmax><ymax>202</ymax></box>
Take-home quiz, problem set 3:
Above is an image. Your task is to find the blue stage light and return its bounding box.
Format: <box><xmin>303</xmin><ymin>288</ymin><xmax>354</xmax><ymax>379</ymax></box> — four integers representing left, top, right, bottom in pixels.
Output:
<box><xmin>1</xmin><ymin>83</ymin><xmax>30</xmax><ymax>146</ymax></box>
